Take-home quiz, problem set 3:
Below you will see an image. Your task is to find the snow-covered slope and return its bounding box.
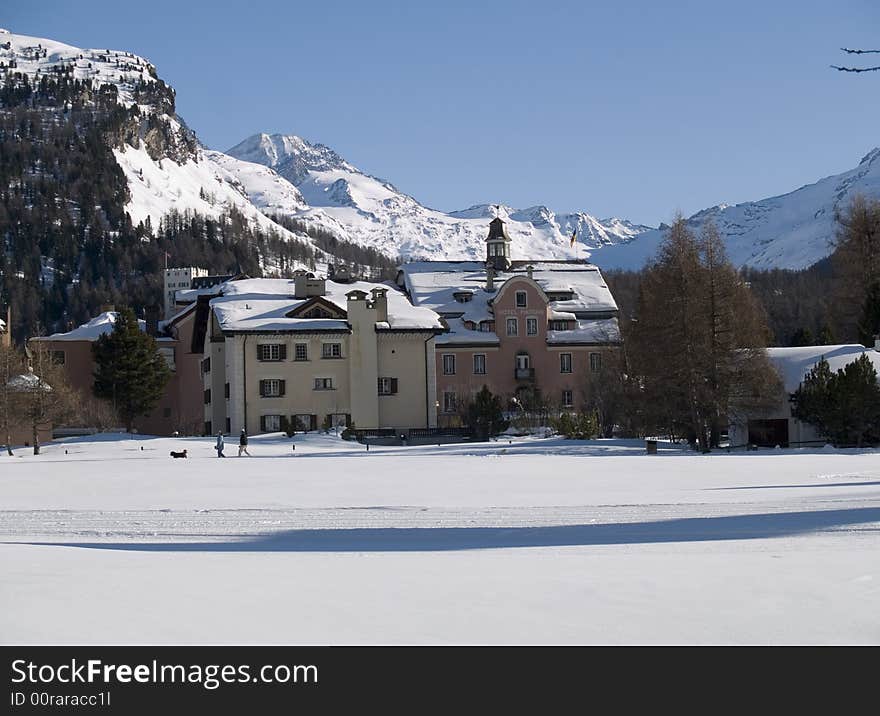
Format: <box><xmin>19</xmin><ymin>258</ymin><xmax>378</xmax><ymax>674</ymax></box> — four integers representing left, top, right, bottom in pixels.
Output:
<box><xmin>226</xmin><ymin>133</ymin><xmax>652</xmax><ymax>261</ymax></box>
<box><xmin>592</xmin><ymin>148</ymin><xmax>880</xmax><ymax>271</ymax></box>
<box><xmin>0</xmin><ymin>29</ymin><xmax>322</xmax><ymax>271</ymax></box>
<box><xmin>0</xmin><ymin>28</ymin><xmax>161</xmax><ymax>108</ymax></box>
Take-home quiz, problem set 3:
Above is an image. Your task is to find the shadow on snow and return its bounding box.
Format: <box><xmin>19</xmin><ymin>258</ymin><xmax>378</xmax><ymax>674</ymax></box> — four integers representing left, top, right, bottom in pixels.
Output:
<box><xmin>13</xmin><ymin>507</ymin><xmax>880</xmax><ymax>553</ymax></box>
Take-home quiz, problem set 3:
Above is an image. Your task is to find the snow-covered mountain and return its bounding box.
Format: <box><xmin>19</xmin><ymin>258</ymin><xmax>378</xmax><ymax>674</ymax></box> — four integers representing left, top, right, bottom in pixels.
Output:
<box><xmin>591</xmin><ymin>148</ymin><xmax>880</xmax><ymax>271</ymax></box>
<box><xmin>5</xmin><ymin>27</ymin><xmax>880</xmax><ymax>274</ymax></box>
<box><xmin>0</xmin><ymin>29</ymin><xmax>320</xmax><ymax>269</ymax></box>
<box><xmin>226</xmin><ymin>133</ymin><xmax>651</xmax><ymax>261</ymax></box>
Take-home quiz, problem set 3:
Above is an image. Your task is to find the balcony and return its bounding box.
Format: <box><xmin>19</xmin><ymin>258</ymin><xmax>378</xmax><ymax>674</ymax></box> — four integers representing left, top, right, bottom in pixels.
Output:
<box><xmin>514</xmin><ymin>367</ymin><xmax>535</xmax><ymax>381</ymax></box>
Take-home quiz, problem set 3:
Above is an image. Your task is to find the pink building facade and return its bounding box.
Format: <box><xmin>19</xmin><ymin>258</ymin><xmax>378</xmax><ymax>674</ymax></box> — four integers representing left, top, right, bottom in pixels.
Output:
<box><xmin>397</xmin><ymin>218</ymin><xmax>621</xmax><ymax>424</ymax></box>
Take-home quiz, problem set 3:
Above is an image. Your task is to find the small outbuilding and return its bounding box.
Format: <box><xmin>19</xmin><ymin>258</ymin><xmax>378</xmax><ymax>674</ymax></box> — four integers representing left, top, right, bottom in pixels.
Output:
<box><xmin>729</xmin><ymin>344</ymin><xmax>880</xmax><ymax>448</ymax></box>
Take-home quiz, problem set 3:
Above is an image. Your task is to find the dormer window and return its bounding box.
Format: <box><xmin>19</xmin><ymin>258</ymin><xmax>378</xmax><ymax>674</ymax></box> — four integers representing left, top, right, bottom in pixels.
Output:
<box><xmin>453</xmin><ymin>291</ymin><xmax>474</xmax><ymax>303</ymax></box>
<box><xmin>515</xmin><ymin>291</ymin><xmax>527</xmax><ymax>308</ymax></box>
<box><xmin>547</xmin><ymin>291</ymin><xmax>575</xmax><ymax>302</ymax></box>
<box><xmin>301</xmin><ymin>306</ymin><xmax>334</xmax><ymax>319</ymax></box>
<box><xmin>549</xmin><ymin>320</ymin><xmax>570</xmax><ymax>331</ymax></box>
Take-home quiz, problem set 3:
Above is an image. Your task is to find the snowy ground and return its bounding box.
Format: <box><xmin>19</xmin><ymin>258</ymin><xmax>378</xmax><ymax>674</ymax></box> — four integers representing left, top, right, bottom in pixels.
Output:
<box><xmin>1</xmin><ymin>433</ymin><xmax>878</xmax><ymax>644</ymax></box>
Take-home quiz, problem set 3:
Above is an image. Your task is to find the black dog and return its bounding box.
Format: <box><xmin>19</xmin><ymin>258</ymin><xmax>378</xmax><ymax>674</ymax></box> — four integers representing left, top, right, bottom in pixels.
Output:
<box><xmin>170</xmin><ymin>449</ymin><xmax>188</xmax><ymax>459</ymax></box>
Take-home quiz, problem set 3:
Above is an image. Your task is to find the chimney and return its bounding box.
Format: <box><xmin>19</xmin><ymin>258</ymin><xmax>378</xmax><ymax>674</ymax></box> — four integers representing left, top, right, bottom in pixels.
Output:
<box><xmin>485</xmin><ymin>264</ymin><xmax>495</xmax><ymax>292</ymax></box>
<box><xmin>294</xmin><ymin>274</ymin><xmax>308</xmax><ymax>299</ymax></box>
<box><xmin>294</xmin><ymin>275</ymin><xmax>326</xmax><ymax>298</ymax></box>
<box><xmin>145</xmin><ymin>305</ymin><xmax>160</xmax><ymax>336</ymax></box>
<box><xmin>526</xmin><ymin>264</ymin><xmax>534</xmax><ymax>280</ymax></box>
<box><xmin>370</xmin><ymin>288</ymin><xmax>388</xmax><ymax>322</ymax></box>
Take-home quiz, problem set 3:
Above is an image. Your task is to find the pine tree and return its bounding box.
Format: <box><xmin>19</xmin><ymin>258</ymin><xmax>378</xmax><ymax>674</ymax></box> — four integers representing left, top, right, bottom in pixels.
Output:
<box><xmin>92</xmin><ymin>307</ymin><xmax>171</xmax><ymax>432</ymax></box>
<box><xmin>466</xmin><ymin>386</ymin><xmax>509</xmax><ymax>440</ymax></box>
<box><xmin>792</xmin><ymin>354</ymin><xmax>880</xmax><ymax>447</ymax></box>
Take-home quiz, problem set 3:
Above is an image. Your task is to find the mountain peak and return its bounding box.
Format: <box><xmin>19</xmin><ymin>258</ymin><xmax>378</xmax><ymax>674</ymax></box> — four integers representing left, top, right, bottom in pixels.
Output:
<box><xmin>227</xmin><ymin>132</ymin><xmax>355</xmax><ymax>183</ymax></box>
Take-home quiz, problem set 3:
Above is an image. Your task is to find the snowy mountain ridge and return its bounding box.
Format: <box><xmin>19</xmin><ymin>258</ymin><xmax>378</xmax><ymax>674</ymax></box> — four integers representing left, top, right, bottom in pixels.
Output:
<box><xmin>4</xmin><ymin>27</ymin><xmax>880</xmax><ymax>272</ymax></box>
<box><xmin>225</xmin><ymin>132</ymin><xmax>653</xmax><ymax>262</ymax></box>
<box><xmin>593</xmin><ymin>147</ymin><xmax>880</xmax><ymax>271</ymax></box>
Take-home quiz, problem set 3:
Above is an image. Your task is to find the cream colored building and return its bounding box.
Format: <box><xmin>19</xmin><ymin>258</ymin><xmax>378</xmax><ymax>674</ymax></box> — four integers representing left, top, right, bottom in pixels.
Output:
<box><xmin>198</xmin><ymin>275</ymin><xmax>443</xmax><ymax>435</ymax></box>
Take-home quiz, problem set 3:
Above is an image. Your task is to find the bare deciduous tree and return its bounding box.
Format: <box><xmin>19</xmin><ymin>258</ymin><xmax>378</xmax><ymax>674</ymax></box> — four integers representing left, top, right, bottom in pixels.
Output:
<box><xmin>10</xmin><ymin>341</ymin><xmax>77</xmax><ymax>454</ymax></box>
<box><xmin>831</xmin><ymin>47</ymin><xmax>880</xmax><ymax>73</ymax></box>
<box><xmin>629</xmin><ymin>217</ymin><xmax>780</xmax><ymax>452</ymax></box>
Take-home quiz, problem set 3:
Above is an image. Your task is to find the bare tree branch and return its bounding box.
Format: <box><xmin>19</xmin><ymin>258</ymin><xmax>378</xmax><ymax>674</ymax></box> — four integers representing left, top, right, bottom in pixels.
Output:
<box><xmin>831</xmin><ymin>64</ymin><xmax>880</xmax><ymax>72</ymax></box>
<box><xmin>841</xmin><ymin>47</ymin><xmax>880</xmax><ymax>54</ymax></box>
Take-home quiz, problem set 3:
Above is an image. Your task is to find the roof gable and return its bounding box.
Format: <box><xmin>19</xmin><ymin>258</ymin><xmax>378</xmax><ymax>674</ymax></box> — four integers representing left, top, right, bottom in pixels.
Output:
<box><xmin>285</xmin><ymin>296</ymin><xmax>347</xmax><ymax>320</ymax></box>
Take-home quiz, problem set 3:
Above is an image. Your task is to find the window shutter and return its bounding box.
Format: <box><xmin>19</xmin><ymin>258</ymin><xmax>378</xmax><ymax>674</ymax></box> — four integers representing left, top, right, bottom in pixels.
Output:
<box><xmin>259</xmin><ymin>416</ymin><xmax>266</xmax><ymax>432</ymax></box>
<box><xmin>279</xmin><ymin>380</ymin><xmax>286</xmax><ymax>396</ymax></box>
<box><xmin>377</xmin><ymin>377</ymin><xmax>383</xmax><ymax>394</ymax></box>
<box><xmin>258</xmin><ymin>380</ymin><xmax>266</xmax><ymax>397</ymax></box>
<box><xmin>279</xmin><ymin>344</ymin><xmax>287</xmax><ymax>360</ymax></box>
<box><xmin>310</xmin><ymin>414</ymin><xmax>317</xmax><ymax>431</ymax></box>
<box><xmin>391</xmin><ymin>378</ymin><xmax>398</xmax><ymax>394</ymax></box>
<box><xmin>257</xmin><ymin>344</ymin><xmax>263</xmax><ymax>360</ymax></box>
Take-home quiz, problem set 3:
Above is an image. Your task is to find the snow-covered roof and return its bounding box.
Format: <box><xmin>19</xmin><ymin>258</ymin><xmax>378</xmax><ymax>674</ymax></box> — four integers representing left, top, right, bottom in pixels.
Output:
<box><xmin>399</xmin><ymin>261</ymin><xmax>618</xmax><ymax>318</ymax></box>
<box><xmin>37</xmin><ymin>312</ymin><xmax>146</xmax><ymax>342</ymax></box>
<box><xmin>547</xmin><ymin>318</ymin><xmax>621</xmax><ymax>345</ymax></box>
<box><xmin>210</xmin><ymin>278</ymin><xmax>442</xmax><ymax>333</ymax></box>
<box><xmin>7</xmin><ymin>371</ymin><xmax>51</xmax><ymax>392</ymax></box>
<box><xmin>766</xmin><ymin>345</ymin><xmax>880</xmax><ymax>393</ymax></box>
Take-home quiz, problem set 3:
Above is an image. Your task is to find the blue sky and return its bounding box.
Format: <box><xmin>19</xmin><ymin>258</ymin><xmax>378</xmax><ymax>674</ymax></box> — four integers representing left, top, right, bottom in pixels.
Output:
<box><xmin>4</xmin><ymin>0</ymin><xmax>879</xmax><ymax>225</ymax></box>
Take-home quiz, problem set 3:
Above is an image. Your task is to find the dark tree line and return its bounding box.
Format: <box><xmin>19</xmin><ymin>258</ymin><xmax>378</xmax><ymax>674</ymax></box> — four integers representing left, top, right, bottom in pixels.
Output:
<box><xmin>0</xmin><ymin>71</ymin><xmax>393</xmax><ymax>343</ymax></box>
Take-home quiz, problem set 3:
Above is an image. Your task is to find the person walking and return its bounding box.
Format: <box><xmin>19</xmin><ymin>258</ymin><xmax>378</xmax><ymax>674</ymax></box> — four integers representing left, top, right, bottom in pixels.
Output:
<box><xmin>238</xmin><ymin>428</ymin><xmax>251</xmax><ymax>457</ymax></box>
<box><xmin>215</xmin><ymin>431</ymin><xmax>225</xmax><ymax>458</ymax></box>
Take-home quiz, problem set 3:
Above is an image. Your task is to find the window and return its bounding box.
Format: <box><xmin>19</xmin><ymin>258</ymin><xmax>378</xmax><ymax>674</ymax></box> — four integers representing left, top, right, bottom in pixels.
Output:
<box><xmin>549</xmin><ymin>320</ymin><xmax>569</xmax><ymax>331</ymax></box>
<box><xmin>560</xmin><ymin>353</ymin><xmax>572</xmax><ymax>373</ymax></box>
<box><xmin>314</xmin><ymin>377</ymin><xmax>334</xmax><ymax>390</ymax></box>
<box><xmin>201</xmin><ymin>357</ymin><xmax>211</xmax><ymax>374</ymax></box>
<box><xmin>443</xmin><ymin>391</ymin><xmax>457</xmax><ymax>413</ymax></box>
<box><xmin>473</xmin><ymin>354</ymin><xmax>486</xmax><ymax>375</ymax></box>
<box><xmin>261</xmin><ymin>414</ymin><xmax>282</xmax><ymax>432</ymax></box>
<box><xmin>516</xmin><ymin>353</ymin><xmax>530</xmax><ymax>371</ymax></box>
<box><xmin>293</xmin><ymin>414</ymin><xmax>314</xmax><ymax>431</ymax></box>
<box><xmin>506</xmin><ymin>318</ymin><xmax>518</xmax><ymax>336</ymax></box>
<box><xmin>51</xmin><ymin>350</ymin><xmax>66</xmax><ymax>365</ymax></box>
<box><xmin>590</xmin><ymin>352</ymin><xmax>602</xmax><ymax>373</ymax></box>
<box><xmin>378</xmin><ymin>377</ymin><xmax>399</xmax><ymax>395</ymax></box>
<box><xmin>204</xmin><ymin>421</ymin><xmax>212</xmax><ymax>435</ymax></box>
<box><xmin>479</xmin><ymin>321</ymin><xmax>495</xmax><ymax>333</ymax></box>
<box><xmin>203</xmin><ymin>389</ymin><xmax>212</xmax><ymax>405</ymax></box>
<box><xmin>295</xmin><ymin>343</ymin><xmax>308</xmax><ymax>361</ymax></box>
<box><xmin>258</xmin><ymin>344</ymin><xmax>285</xmax><ymax>361</ymax></box>
<box><xmin>322</xmin><ymin>343</ymin><xmax>342</xmax><ymax>359</ymax></box>
<box><xmin>225</xmin><ymin>418</ymin><xmax>231</xmax><ymax>434</ymax></box>
<box><xmin>562</xmin><ymin>390</ymin><xmax>573</xmax><ymax>408</ymax></box>
<box><xmin>442</xmin><ymin>354</ymin><xmax>456</xmax><ymax>375</ymax></box>
<box><xmin>526</xmin><ymin>317</ymin><xmax>538</xmax><ymax>336</ymax></box>
<box><xmin>302</xmin><ymin>306</ymin><xmax>333</xmax><ymax>319</ymax></box>
<box><xmin>515</xmin><ymin>290</ymin><xmax>527</xmax><ymax>308</ymax></box>
<box><xmin>224</xmin><ymin>382</ymin><xmax>230</xmax><ymax>399</ymax></box>
<box><xmin>259</xmin><ymin>379</ymin><xmax>285</xmax><ymax>397</ymax></box>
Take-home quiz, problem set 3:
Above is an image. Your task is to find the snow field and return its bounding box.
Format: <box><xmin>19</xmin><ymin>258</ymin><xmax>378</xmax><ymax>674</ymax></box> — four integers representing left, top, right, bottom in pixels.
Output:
<box><xmin>1</xmin><ymin>433</ymin><xmax>878</xmax><ymax>644</ymax></box>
